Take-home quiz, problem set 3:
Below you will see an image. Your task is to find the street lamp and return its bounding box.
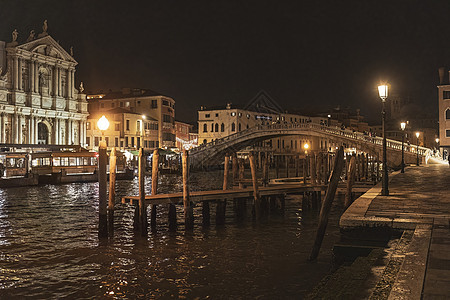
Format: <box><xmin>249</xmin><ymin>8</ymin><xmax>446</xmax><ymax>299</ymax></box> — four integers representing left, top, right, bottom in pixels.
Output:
<box><xmin>96</xmin><ymin>115</ymin><xmax>109</xmax><ymax>238</ymax></box>
<box><xmin>415</xmin><ymin>132</ymin><xmax>420</xmax><ymax>166</ymax></box>
<box><xmin>400</xmin><ymin>122</ymin><xmax>406</xmax><ymax>173</ymax></box>
<box><xmin>378</xmin><ymin>84</ymin><xmax>389</xmax><ymax>196</ymax></box>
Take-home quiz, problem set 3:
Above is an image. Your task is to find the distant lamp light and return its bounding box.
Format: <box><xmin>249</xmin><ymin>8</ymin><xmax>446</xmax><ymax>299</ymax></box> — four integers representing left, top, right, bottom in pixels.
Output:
<box><xmin>378</xmin><ymin>84</ymin><xmax>388</xmax><ymax>102</ymax></box>
<box><xmin>304</xmin><ymin>143</ymin><xmax>309</xmax><ymax>150</ymax></box>
<box><xmin>436</xmin><ymin>138</ymin><xmax>440</xmax><ymax>143</ymax></box>
<box><xmin>142</xmin><ymin>115</ymin><xmax>146</xmax><ymax>120</ymax></box>
<box><xmin>400</xmin><ymin>122</ymin><xmax>406</xmax><ymax>131</ymax></box>
<box><xmin>97</xmin><ymin>115</ymin><xmax>110</xmax><ymax>131</ymax></box>
<box><xmin>327</xmin><ymin>114</ymin><xmax>331</xmax><ymax>118</ymax></box>
<box><xmin>415</xmin><ymin>132</ymin><xmax>420</xmax><ymax>139</ymax></box>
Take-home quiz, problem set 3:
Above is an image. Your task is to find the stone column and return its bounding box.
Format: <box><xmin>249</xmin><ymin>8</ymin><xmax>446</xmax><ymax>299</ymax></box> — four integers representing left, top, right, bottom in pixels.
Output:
<box><xmin>30</xmin><ymin>60</ymin><xmax>34</xmax><ymax>93</ymax></box>
<box><xmin>35</xmin><ymin>117</ymin><xmax>39</xmax><ymax>144</ymax></box>
<box><xmin>34</xmin><ymin>62</ymin><xmax>38</xmax><ymax>93</ymax></box>
<box><xmin>0</xmin><ymin>113</ymin><xmax>3</xmax><ymax>143</ymax></box>
<box><xmin>30</xmin><ymin>116</ymin><xmax>34</xmax><ymax>144</ymax></box>
<box><xmin>58</xmin><ymin>67</ymin><xmax>62</xmax><ymax>97</ymax></box>
<box><xmin>18</xmin><ymin>58</ymin><xmax>22</xmax><ymax>91</ymax></box>
<box><xmin>67</xmin><ymin>69</ymin><xmax>71</xmax><ymax>99</ymax></box>
<box><xmin>13</xmin><ymin>57</ymin><xmax>18</xmax><ymax>90</ymax></box>
<box><xmin>16</xmin><ymin>114</ymin><xmax>21</xmax><ymax>144</ymax></box>
<box><xmin>71</xmin><ymin>70</ymin><xmax>75</xmax><ymax>99</ymax></box>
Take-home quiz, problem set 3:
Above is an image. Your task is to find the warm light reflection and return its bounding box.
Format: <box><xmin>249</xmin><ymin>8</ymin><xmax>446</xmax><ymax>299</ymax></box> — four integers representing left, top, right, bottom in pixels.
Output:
<box><xmin>97</xmin><ymin>115</ymin><xmax>109</xmax><ymax>131</ymax></box>
<box><xmin>303</xmin><ymin>143</ymin><xmax>309</xmax><ymax>150</ymax></box>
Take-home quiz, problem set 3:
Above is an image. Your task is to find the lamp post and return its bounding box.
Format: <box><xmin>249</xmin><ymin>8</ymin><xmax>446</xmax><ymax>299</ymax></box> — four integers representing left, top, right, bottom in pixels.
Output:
<box><xmin>97</xmin><ymin>115</ymin><xmax>109</xmax><ymax>238</ymax></box>
<box><xmin>400</xmin><ymin>122</ymin><xmax>406</xmax><ymax>173</ymax></box>
<box><xmin>415</xmin><ymin>132</ymin><xmax>420</xmax><ymax>166</ymax></box>
<box><xmin>378</xmin><ymin>84</ymin><xmax>389</xmax><ymax>196</ymax></box>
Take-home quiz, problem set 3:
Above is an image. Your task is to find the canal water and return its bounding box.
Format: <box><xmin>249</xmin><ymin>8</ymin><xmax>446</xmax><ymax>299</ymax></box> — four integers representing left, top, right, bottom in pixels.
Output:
<box><xmin>0</xmin><ymin>170</ymin><xmax>343</xmax><ymax>299</ymax></box>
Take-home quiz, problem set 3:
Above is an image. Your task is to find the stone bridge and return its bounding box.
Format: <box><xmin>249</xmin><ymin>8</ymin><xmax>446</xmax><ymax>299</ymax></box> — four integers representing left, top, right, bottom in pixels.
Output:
<box><xmin>189</xmin><ymin>123</ymin><xmax>433</xmax><ymax>168</ymax></box>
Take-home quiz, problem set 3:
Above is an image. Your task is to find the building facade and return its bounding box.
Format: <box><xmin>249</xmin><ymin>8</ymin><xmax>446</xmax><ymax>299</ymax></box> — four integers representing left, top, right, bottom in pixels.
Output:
<box><xmin>437</xmin><ymin>68</ymin><xmax>450</xmax><ymax>157</ymax></box>
<box><xmin>175</xmin><ymin>120</ymin><xmax>197</xmax><ymax>150</ymax></box>
<box><xmin>86</xmin><ymin>108</ymin><xmax>159</xmax><ymax>151</ymax></box>
<box><xmin>87</xmin><ymin>88</ymin><xmax>176</xmax><ymax>149</ymax></box>
<box><xmin>0</xmin><ymin>24</ymin><xmax>88</xmax><ymax>146</ymax></box>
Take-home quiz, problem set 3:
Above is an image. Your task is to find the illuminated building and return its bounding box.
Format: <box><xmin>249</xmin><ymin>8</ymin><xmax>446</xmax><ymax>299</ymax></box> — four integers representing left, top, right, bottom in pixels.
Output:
<box><xmin>87</xmin><ymin>88</ymin><xmax>176</xmax><ymax>148</ymax></box>
<box><xmin>0</xmin><ymin>22</ymin><xmax>89</xmax><ymax>146</ymax></box>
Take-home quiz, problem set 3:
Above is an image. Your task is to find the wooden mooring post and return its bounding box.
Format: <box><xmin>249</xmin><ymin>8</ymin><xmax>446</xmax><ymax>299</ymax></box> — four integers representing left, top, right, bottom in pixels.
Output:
<box><xmin>309</xmin><ymin>146</ymin><xmax>345</xmax><ymax>261</ymax></box>
<box><xmin>216</xmin><ymin>155</ymin><xmax>229</xmax><ymax>225</ymax></box>
<box><xmin>263</xmin><ymin>153</ymin><xmax>269</xmax><ymax>186</ymax></box>
<box><xmin>249</xmin><ymin>152</ymin><xmax>261</xmax><ymax>220</ymax></box>
<box><xmin>183</xmin><ymin>149</ymin><xmax>194</xmax><ymax>230</ymax></box>
<box><xmin>137</xmin><ymin>148</ymin><xmax>148</xmax><ymax>236</ymax></box>
<box><xmin>232</xmin><ymin>152</ymin><xmax>238</xmax><ymax>186</ymax></box>
<box><xmin>98</xmin><ymin>140</ymin><xmax>108</xmax><ymax>238</ymax></box>
<box><xmin>238</xmin><ymin>159</ymin><xmax>245</xmax><ymax>189</ymax></box>
<box><xmin>344</xmin><ymin>156</ymin><xmax>356</xmax><ymax>209</ymax></box>
<box><xmin>108</xmin><ymin>147</ymin><xmax>117</xmax><ymax>233</ymax></box>
<box><xmin>151</xmin><ymin>149</ymin><xmax>159</xmax><ymax>230</ymax></box>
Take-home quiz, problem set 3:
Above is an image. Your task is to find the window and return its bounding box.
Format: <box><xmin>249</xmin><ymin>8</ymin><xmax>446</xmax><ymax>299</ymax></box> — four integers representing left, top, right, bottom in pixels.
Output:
<box><xmin>205</xmin><ymin>114</ymin><xmax>210</xmax><ymax>118</ymax></box>
<box><xmin>215</xmin><ymin>113</ymin><xmax>219</xmax><ymax>117</ymax></box>
<box><xmin>120</xmin><ymin>141</ymin><xmax>124</xmax><ymax>147</ymax></box>
<box><xmin>115</xmin><ymin>137</ymin><xmax>119</xmax><ymax>147</ymax></box>
<box><xmin>231</xmin><ymin>122</ymin><xmax>235</xmax><ymax>132</ymax></box>
<box><xmin>231</xmin><ymin>112</ymin><xmax>236</xmax><ymax>116</ymax></box>
<box><xmin>163</xmin><ymin>114</ymin><xmax>173</xmax><ymax>123</ymax></box>
<box><xmin>137</xmin><ymin>137</ymin><xmax>141</xmax><ymax>148</ymax></box>
<box><xmin>211</xmin><ymin>123</ymin><xmax>214</xmax><ymax>132</ymax></box>
<box><xmin>151</xmin><ymin>100</ymin><xmax>158</xmax><ymax>108</ymax></box>
<box><xmin>137</xmin><ymin>120</ymin><xmax>141</xmax><ymax>131</ymax></box>
<box><xmin>238</xmin><ymin>123</ymin><xmax>241</xmax><ymax>131</ymax></box>
<box><xmin>115</xmin><ymin>123</ymin><xmax>120</xmax><ymax>131</ymax></box>
<box><xmin>446</xmin><ymin>130</ymin><xmax>450</xmax><ymax>138</ymax></box>
<box><xmin>203</xmin><ymin>124</ymin><xmax>208</xmax><ymax>132</ymax></box>
<box><xmin>162</xmin><ymin>100</ymin><xmax>169</xmax><ymax>106</ymax></box>
<box><xmin>444</xmin><ymin>91</ymin><xmax>450</xmax><ymax>99</ymax></box>
<box><xmin>131</xmin><ymin>137</ymin><xmax>135</xmax><ymax>147</ymax></box>
<box><xmin>215</xmin><ymin>123</ymin><xmax>219</xmax><ymax>132</ymax></box>
<box><xmin>137</xmin><ymin>101</ymin><xmax>141</xmax><ymax>106</ymax></box>
<box><xmin>95</xmin><ymin>137</ymin><xmax>99</xmax><ymax>146</ymax></box>
<box><xmin>247</xmin><ymin>114</ymin><xmax>250</xmax><ymax>119</ymax></box>
<box><xmin>446</xmin><ymin>108</ymin><xmax>450</xmax><ymax>120</ymax></box>
<box><xmin>105</xmin><ymin>137</ymin><xmax>109</xmax><ymax>147</ymax></box>
<box><xmin>126</xmin><ymin>120</ymin><xmax>130</xmax><ymax>131</ymax></box>
<box><xmin>203</xmin><ymin>139</ymin><xmax>207</xmax><ymax>144</ymax></box>
<box><xmin>238</xmin><ymin>112</ymin><xmax>242</xmax><ymax>117</ymax></box>
<box><xmin>120</xmin><ymin>102</ymin><xmax>124</xmax><ymax>107</ymax></box>
<box><xmin>221</xmin><ymin>123</ymin><xmax>224</xmax><ymax>132</ymax></box>
<box><xmin>125</xmin><ymin>137</ymin><xmax>128</xmax><ymax>146</ymax></box>
<box><xmin>125</xmin><ymin>102</ymin><xmax>130</xmax><ymax>107</ymax></box>
<box><xmin>111</xmin><ymin>102</ymin><xmax>115</xmax><ymax>108</ymax></box>
<box><xmin>86</xmin><ymin>122</ymin><xmax>91</xmax><ymax>130</ymax></box>
<box><xmin>86</xmin><ymin>137</ymin><xmax>90</xmax><ymax>146</ymax></box>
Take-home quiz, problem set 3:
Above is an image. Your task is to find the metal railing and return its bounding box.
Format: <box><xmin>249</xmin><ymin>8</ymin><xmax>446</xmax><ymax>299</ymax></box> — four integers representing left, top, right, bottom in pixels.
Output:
<box><xmin>190</xmin><ymin>123</ymin><xmax>430</xmax><ymax>156</ymax></box>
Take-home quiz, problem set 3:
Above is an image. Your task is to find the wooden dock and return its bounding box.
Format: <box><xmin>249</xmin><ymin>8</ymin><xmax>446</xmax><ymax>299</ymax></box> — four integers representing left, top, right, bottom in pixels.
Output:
<box><xmin>121</xmin><ymin>183</ymin><xmax>372</xmax><ymax>205</ymax></box>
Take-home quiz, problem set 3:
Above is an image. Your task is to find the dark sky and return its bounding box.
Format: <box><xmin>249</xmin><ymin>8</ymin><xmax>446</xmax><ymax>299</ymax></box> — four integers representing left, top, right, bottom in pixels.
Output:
<box><xmin>1</xmin><ymin>0</ymin><xmax>450</xmax><ymax>124</ymax></box>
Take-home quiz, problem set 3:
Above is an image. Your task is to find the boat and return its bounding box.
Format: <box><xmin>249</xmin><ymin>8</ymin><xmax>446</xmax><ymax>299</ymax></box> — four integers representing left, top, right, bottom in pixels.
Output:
<box><xmin>0</xmin><ymin>153</ymin><xmax>39</xmax><ymax>188</ymax></box>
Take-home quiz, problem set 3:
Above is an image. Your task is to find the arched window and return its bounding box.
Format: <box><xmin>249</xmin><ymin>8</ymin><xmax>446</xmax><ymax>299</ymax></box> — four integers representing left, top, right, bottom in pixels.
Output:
<box><xmin>231</xmin><ymin>122</ymin><xmax>236</xmax><ymax>132</ymax></box>
<box><xmin>203</xmin><ymin>139</ymin><xmax>207</xmax><ymax>144</ymax></box>
<box><xmin>221</xmin><ymin>123</ymin><xmax>225</xmax><ymax>132</ymax></box>
<box><xmin>446</xmin><ymin>108</ymin><xmax>450</xmax><ymax>120</ymax></box>
<box><xmin>211</xmin><ymin>123</ymin><xmax>214</xmax><ymax>132</ymax></box>
<box><xmin>203</xmin><ymin>124</ymin><xmax>207</xmax><ymax>132</ymax></box>
<box><xmin>215</xmin><ymin>123</ymin><xmax>219</xmax><ymax>132</ymax></box>
<box><xmin>238</xmin><ymin>123</ymin><xmax>241</xmax><ymax>131</ymax></box>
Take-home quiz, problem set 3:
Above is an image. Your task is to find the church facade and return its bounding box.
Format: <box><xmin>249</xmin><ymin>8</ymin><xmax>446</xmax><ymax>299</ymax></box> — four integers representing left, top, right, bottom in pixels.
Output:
<box><xmin>0</xmin><ymin>22</ymin><xmax>88</xmax><ymax>146</ymax></box>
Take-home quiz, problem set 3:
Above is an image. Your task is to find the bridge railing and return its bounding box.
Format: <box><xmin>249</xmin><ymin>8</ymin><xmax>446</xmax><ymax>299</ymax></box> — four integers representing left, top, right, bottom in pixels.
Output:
<box><xmin>190</xmin><ymin>123</ymin><xmax>430</xmax><ymax>156</ymax></box>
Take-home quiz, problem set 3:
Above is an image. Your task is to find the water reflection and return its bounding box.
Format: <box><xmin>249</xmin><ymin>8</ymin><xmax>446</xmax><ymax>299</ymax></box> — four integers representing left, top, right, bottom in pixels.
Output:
<box><xmin>0</xmin><ymin>170</ymin><xmax>343</xmax><ymax>298</ymax></box>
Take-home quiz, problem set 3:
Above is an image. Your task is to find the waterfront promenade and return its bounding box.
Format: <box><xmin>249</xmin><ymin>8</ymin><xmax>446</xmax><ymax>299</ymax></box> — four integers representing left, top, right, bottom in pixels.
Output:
<box><xmin>341</xmin><ymin>164</ymin><xmax>450</xmax><ymax>299</ymax></box>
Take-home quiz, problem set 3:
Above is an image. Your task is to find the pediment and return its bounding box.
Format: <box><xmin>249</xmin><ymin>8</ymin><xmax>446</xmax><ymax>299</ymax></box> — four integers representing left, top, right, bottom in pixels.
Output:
<box><xmin>17</xmin><ymin>35</ymin><xmax>77</xmax><ymax>64</ymax></box>
<box><xmin>245</xmin><ymin>90</ymin><xmax>284</xmax><ymax>114</ymax></box>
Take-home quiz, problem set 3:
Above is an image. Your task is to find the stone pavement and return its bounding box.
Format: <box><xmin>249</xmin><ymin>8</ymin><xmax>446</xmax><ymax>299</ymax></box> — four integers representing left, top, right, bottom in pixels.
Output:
<box><xmin>340</xmin><ymin>164</ymin><xmax>450</xmax><ymax>299</ymax></box>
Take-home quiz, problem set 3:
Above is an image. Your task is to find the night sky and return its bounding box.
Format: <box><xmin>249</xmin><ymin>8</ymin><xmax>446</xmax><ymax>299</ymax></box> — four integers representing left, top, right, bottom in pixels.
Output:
<box><xmin>1</xmin><ymin>0</ymin><xmax>450</xmax><ymax>124</ymax></box>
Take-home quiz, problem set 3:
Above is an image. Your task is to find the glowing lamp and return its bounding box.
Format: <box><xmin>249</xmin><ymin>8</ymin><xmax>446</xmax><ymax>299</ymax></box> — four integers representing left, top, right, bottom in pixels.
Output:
<box><xmin>142</xmin><ymin>115</ymin><xmax>146</xmax><ymax>120</ymax></box>
<box><xmin>304</xmin><ymin>143</ymin><xmax>309</xmax><ymax>150</ymax></box>
<box><xmin>415</xmin><ymin>132</ymin><xmax>420</xmax><ymax>139</ymax></box>
<box><xmin>97</xmin><ymin>115</ymin><xmax>110</xmax><ymax>131</ymax></box>
<box><xmin>400</xmin><ymin>122</ymin><xmax>406</xmax><ymax>131</ymax></box>
<box><xmin>436</xmin><ymin>138</ymin><xmax>440</xmax><ymax>143</ymax></box>
<box><xmin>378</xmin><ymin>84</ymin><xmax>388</xmax><ymax>102</ymax></box>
